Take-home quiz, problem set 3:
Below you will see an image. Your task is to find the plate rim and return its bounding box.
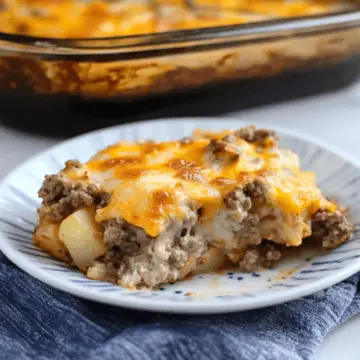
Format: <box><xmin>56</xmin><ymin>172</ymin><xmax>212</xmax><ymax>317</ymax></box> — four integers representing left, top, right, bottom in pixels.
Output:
<box><xmin>0</xmin><ymin>117</ymin><xmax>360</xmax><ymax>314</ymax></box>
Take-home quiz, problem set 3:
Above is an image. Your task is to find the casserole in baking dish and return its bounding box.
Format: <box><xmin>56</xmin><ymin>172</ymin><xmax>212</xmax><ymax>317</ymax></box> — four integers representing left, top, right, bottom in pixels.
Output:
<box><xmin>0</xmin><ymin>0</ymin><xmax>356</xmax><ymax>38</ymax></box>
<box><xmin>1</xmin><ymin>0</ymin><xmax>360</xmax><ymax>100</ymax></box>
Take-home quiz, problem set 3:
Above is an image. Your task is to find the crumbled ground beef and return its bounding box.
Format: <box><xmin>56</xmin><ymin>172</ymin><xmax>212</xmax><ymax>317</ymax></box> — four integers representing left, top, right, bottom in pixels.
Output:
<box><xmin>222</xmin><ymin>181</ymin><xmax>264</xmax><ymax>247</ymax></box>
<box><xmin>220</xmin><ymin>181</ymin><xmax>266</xmax><ymax>248</ymax></box>
<box><xmin>38</xmin><ymin>174</ymin><xmax>109</xmax><ymax>221</ymax></box>
<box><xmin>312</xmin><ymin>210</ymin><xmax>353</xmax><ymax>248</ymax></box>
<box><xmin>244</xmin><ymin>180</ymin><xmax>266</xmax><ymax>203</ymax></box>
<box><xmin>64</xmin><ymin>160</ymin><xmax>82</xmax><ymax>170</ymax></box>
<box><xmin>239</xmin><ymin>244</ymin><xmax>282</xmax><ymax>271</ymax></box>
<box><xmin>207</xmin><ymin>138</ymin><xmax>240</xmax><ymax>163</ymax></box>
<box><xmin>224</xmin><ymin>186</ymin><xmax>252</xmax><ymax>211</ymax></box>
<box><xmin>224</xmin><ymin>179</ymin><xmax>266</xmax><ymax>211</ymax></box>
<box><xmin>93</xmin><ymin>210</ymin><xmax>207</xmax><ymax>288</ymax></box>
<box><xmin>235</xmin><ymin>125</ymin><xmax>278</xmax><ymax>145</ymax></box>
<box><xmin>103</xmin><ymin>218</ymin><xmax>150</xmax><ymax>255</ymax></box>
<box><xmin>235</xmin><ymin>214</ymin><xmax>262</xmax><ymax>246</ymax></box>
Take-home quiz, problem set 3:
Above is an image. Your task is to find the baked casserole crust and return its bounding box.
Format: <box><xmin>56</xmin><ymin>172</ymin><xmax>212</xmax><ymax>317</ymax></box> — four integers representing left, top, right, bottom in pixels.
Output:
<box><xmin>0</xmin><ymin>0</ymin><xmax>356</xmax><ymax>38</ymax></box>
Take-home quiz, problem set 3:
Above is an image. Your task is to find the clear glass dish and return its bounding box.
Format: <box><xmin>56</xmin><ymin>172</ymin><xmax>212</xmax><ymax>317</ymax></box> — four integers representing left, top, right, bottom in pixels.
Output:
<box><xmin>1</xmin><ymin>9</ymin><xmax>360</xmax><ymax>101</ymax></box>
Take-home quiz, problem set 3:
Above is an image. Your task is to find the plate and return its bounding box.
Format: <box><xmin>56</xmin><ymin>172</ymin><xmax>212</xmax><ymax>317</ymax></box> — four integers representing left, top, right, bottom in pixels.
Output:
<box><xmin>0</xmin><ymin>118</ymin><xmax>359</xmax><ymax>314</ymax></box>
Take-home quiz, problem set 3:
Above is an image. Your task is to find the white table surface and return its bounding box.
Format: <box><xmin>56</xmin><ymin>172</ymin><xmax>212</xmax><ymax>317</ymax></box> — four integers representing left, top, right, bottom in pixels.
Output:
<box><xmin>1</xmin><ymin>81</ymin><xmax>360</xmax><ymax>359</ymax></box>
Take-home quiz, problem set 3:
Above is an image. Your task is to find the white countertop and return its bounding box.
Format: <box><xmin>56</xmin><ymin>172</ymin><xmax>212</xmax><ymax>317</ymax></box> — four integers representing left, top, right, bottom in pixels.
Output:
<box><xmin>1</xmin><ymin>81</ymin><xmax>360</xmax><ymax>359</ymax></box>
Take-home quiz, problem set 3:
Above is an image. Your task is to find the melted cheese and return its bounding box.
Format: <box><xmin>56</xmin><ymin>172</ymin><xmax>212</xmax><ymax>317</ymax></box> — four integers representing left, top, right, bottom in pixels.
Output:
<box><xmin>0</xmin><ymin>0</ymin><xmax>355</xmax><ymax>38</ymax></box>
<box><xmin>64</xmin><ymin>129</ymin><xmax>335</xmax><ymax>237</ymax></box>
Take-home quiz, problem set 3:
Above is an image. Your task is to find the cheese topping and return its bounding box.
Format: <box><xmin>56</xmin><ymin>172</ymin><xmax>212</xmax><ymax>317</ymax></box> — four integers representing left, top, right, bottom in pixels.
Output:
<box><xmin>0</xmin><ymin>0</ymin><xmax>355</xmax><ymax>39</ymax></box>
<box><xmin>64</xmin><ymin>129</ymin><xmax>334</xmax><ymax>237</ymax></box>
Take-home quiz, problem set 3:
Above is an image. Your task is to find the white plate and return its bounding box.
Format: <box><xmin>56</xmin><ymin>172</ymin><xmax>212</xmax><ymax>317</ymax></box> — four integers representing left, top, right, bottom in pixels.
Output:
<box><xmin>0</xmin><ymin>118</ymin><xmax>359</xmax><ymax>314</ymax></box>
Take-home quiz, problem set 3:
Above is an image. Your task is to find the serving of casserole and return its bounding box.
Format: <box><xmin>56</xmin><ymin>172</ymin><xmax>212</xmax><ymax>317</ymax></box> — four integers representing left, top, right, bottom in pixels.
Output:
<box><xmin>34</xmin><ymin>126</ymin><xmax>353</xmax><ymax>289</ymax></box>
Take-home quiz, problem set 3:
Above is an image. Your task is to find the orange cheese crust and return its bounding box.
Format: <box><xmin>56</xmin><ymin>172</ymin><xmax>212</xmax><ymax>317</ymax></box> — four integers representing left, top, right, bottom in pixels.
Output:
<box><xmin>0</xmin><ymin>0</ymin><xmax>355</xmax><ymax>39</ymax></box>
<box><xmin>62</xmin><ymin>128</ymin><xmax>336</xmax><ymax>239</ymax></box>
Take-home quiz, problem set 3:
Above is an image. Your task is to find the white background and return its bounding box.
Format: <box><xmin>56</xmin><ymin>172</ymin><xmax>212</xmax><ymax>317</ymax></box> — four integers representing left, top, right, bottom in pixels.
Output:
<box><xmin>1</xmin><ymin>82</ymin><xmax>360</xmax><ymax>359</ymax></box>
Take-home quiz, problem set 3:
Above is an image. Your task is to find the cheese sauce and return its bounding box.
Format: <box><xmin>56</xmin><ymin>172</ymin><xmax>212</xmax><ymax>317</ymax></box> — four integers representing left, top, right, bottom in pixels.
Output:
<box><xmin>64</xmin><ymin>129</ymin><xmax>334</xmax><ymax>237</ymax></box>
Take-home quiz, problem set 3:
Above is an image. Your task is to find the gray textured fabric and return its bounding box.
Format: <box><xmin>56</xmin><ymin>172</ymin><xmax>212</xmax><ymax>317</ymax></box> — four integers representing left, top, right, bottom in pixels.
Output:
<box><xmin>1</xmin><ymin>252</ymin><xmax>359</xmax><ymax>360</ymax></box>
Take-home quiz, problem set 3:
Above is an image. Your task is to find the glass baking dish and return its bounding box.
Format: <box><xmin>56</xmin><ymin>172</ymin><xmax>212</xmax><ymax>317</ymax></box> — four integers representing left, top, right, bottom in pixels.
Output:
<box><xmin>1</xmin><ymin>8</ymin><xmax>360</xmax><ymax>101</ymax></box>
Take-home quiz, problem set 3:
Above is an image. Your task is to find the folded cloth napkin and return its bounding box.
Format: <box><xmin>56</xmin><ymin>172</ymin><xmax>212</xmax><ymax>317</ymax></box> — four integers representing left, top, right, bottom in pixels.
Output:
<box><xmin>1</xmin><ymin>251</ymin><xmax>359</xmax><ymax>360</ymax></box>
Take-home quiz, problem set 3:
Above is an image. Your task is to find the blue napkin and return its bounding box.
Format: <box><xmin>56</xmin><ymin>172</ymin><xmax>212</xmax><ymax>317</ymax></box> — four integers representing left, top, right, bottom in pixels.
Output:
<box><xmin>1</xmin><ymin>251</ymin><xmax>359</xmax><ymax>360</ymax></box>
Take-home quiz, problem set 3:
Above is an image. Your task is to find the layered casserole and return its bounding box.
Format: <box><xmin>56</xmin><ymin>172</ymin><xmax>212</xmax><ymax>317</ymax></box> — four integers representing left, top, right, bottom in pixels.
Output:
<box><xmin>34</xmin><ymin>126</ymin><xmax>353</xmax><ymax>289</ymax></box>
<box><xmin>0</xmin><ymin>1</ymin><xmax>360</xmax><ymax>100</ymax></box>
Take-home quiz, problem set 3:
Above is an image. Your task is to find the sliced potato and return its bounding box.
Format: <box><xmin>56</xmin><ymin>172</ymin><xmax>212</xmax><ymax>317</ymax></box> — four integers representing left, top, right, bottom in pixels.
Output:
<box><xmin>179</xmin><ymin>255</ymin><xmax>198</xmax><ymax>279</ymax></box>
<box><xmin>191</xmin><ymin>246</ymin><xmax>229</xmax><ymax>275</ymax></box>
<box><xmin>59</xmin><ymin>208</ymin><xmax>106</xmax><ymax>271</ymax></box>
<box><xmin>34</xmin><ymin>222</ymin><xmax>71</xmax><ymax>263</ymax></box>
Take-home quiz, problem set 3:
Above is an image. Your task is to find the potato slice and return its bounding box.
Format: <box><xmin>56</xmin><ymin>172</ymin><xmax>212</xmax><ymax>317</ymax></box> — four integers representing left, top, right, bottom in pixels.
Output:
<box><xmin>59</xmin><ymin>208</ymin><xmax>106</xmax><ymax>271</ymax></box>
<box><xmin>179</xmin><ymin>255</ymin><xmax>198</xmax><ymax>279</ymax></box>
<box><xmin>34</xmin><ymin>222</ymin><xmax>71</xmax><ymax>263</ymax></box>
<box><xmin>192</xmin><ymin>246</ymin><xmax>229</xmax><ymax>275</ymax></box>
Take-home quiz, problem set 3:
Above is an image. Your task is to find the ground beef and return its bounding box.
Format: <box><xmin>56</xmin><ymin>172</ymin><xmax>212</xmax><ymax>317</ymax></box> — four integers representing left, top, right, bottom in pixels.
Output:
<box><xmin>224</xmin><ymin>179</ymin><xmax>266</xmax><ymax>211</ymax></box>
<box><xmin>207</xmin><ymin>138</ymin><xmax>240</xmax><ymax>163</ymax></box>
<box><xmin>220</xmin><ymin>180</ymin><xmax>269</xmax><ymax>248</ymax></box>
<box><xmin>244</xmin><ymin>180</ymin><xmax>266</xmax><ymax>203</ymax></box>
<box><xmin>64</xmin><ymin>160</ymin><xmax>82</xmax><ymax>170</ymax></box>
<box><xmin>311</xmin><ymin>210</ymin><xmax>353</xmax><ymax>249</ymax></box>
<box><xmin>103</xmin><ymin>218</ymin><xmax>150</xmax><ymax>255</ymax></box>
<box><xmin>239</xmin><ymin>244</ymin><xmax>282</xmax><ymax>272</ymax></box>
<box><xmin>224</xmin><ymin>186</ymin><xmax>252</xmax><ymax>211</ymax></box>
<box><xmin>234</xmin><ymin>214</ymin><xmax>262</xmax><ymax>246</ymax></box>
<box><xmin>235</xmin><ymin>125</ymin><xmax>278</xmax><ymax>145</ymax></box>
<box><xmin>38</xmin><ymin>174</ymin><xmax>110</xmax><ymax>222</ymax></box>
<box><xmin>93</xmin><ymin>210</ymin><xmax>207</xmax><ymax>288</ymax></box>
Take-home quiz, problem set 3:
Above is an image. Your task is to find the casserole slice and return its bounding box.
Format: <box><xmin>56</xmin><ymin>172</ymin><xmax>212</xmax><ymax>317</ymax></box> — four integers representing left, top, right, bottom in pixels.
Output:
<box><xmin>34</xmin><ymin>126</ymin><xmax>353</xmax><ymax>288</ymax></box>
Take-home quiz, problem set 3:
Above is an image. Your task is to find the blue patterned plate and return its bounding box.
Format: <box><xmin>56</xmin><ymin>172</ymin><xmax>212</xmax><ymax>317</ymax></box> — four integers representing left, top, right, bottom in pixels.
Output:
<box><xmin>0</xmin><ymin>118</ymin><xmax>359</xmax><ymax>314</ymax></box>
